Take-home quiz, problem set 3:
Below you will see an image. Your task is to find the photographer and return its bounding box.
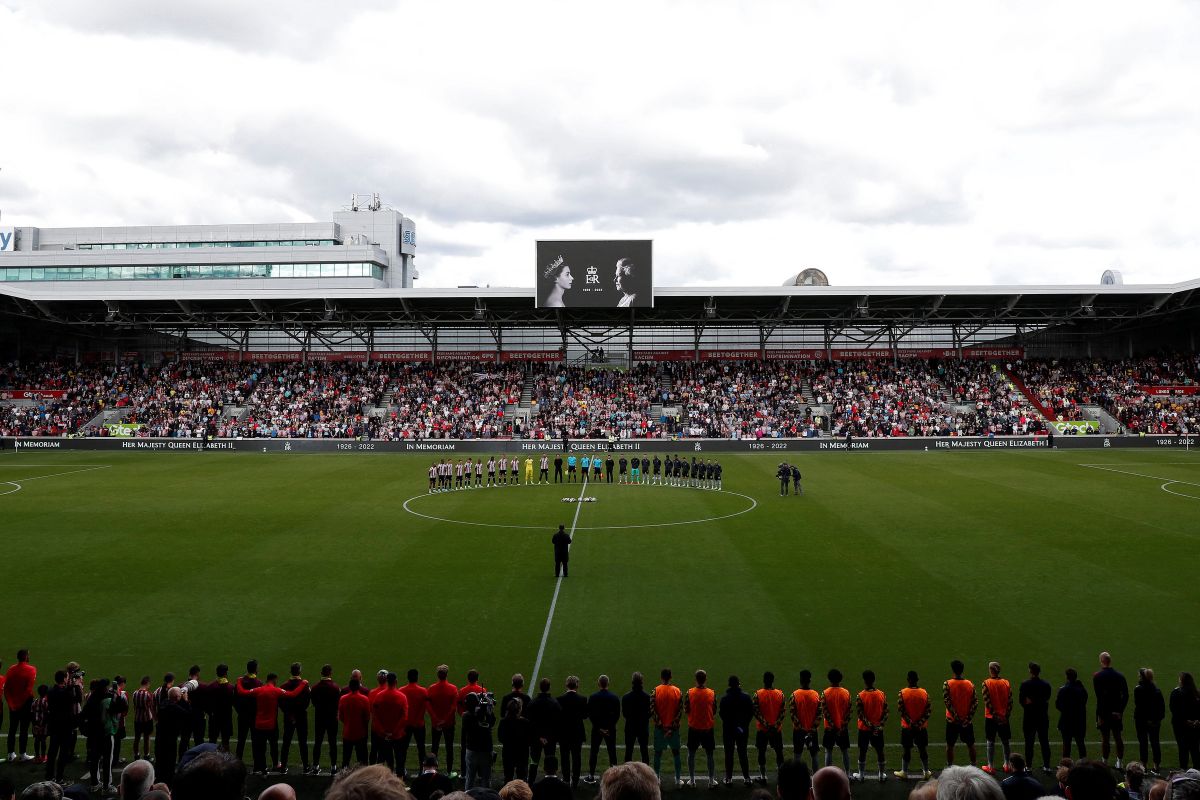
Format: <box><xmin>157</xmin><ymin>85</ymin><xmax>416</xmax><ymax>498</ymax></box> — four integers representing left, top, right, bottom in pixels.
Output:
<box><xmin>44</xmin><ymin>668</ymin><xmax>83</xmax><ymax>784</ymax></box>
<box><xmin>462</xmin><ymin>691</ymin><xmax>496</xmax><ymax>789</ymax></box>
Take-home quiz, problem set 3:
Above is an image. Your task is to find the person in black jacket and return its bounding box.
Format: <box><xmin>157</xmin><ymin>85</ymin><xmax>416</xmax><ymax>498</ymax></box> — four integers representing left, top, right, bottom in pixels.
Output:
<box><xmin>498</xmin><ymin>693</ymin><xmax>531</xmax><ymax>783</ymax></box>
<box><xmin>1093</xmin><ymin>652</ymin><xmax>1129</xmax><ymax>769</ymax></box>
<box><xmin>552</xmin><ymin>526</ymin><xmax>572</xmax><ymax>578</ymax></box>
<box><xmin>1170</xmin><ymin>671</ymin><xmax>1200</xmax><ymax>769</ymax></box>
<box><xmin>1019</xmin><ymin>662</ymin><xmax>1052</xmax><ymax>773</ymax></box>
<box><xmin>528</xmin><ymin>678</ymin><xmax>562</xmax><ymax>783</ymax></box>
<box><xmin>532</xmin><ymin>754</ymin><xmax>573</xmax><ymax>800</ymax></box>
<box><xmin>777</xmin><ymin>463</ymin><xmax>790</xmax><ymax>496</ymax></box>
<box><xmin>206</xmin><ymin>664</ymin><xmax>236</xmax><ymax>751</ymax></box>
<box><xmin>1056</xmin><ymin>668</ymin><xmax>1088</xmax><ymax>760</ymax></box>
<box><xmin>280</xmin><ymin>662</ymin><xmax>311</xmax><ymax>774</ymax></box>
<box><xmin>720</xmin><ymin>675</ymin><xmax>754</xmax><ymax>786</ymax></box>
<box><xmin>585</xmin><ymin>675</ymin><xmax>620</xmax><ymax>783</ymax></box>
<box><xmin>622</xmin><ymin>672</ymin><xmax>651</xmax><ymax>764</ymax></box>
<box><xmin>45</xmin><ymin>669</ymin><xmax>83</xmax><ymax>783</ymax></box>
<box><xmin>1133</xmin><ymin>668</ymin><xmax>1165</xmax><ymax>773</ymax></box>
<box><xmin>156</xmin><ymin>686</ymin><xmax>191</xmax><ymax>784</ymax></box>
<box><xmin>557</xmin><ymin>677</ymin><xmax>588</xmax><ymax>788</ymax></box>
<box><xmin>310</xmin><ymin>664</ymin><xmax>341</xmax><ymax>775</ymax></box>
<box><xmin>500</xmin><ymin>674</ymin><xmax>531</xmax><ymax>723</ymax></box>
<box><xmin>235</xmin><ymin>660</ymin><xmax>262</xmax><ymax>761</ymax></box>
<box><xmin>462</xmin><ymin>692</ymin><xmax>495</xmax><ymax>790</ymax></box>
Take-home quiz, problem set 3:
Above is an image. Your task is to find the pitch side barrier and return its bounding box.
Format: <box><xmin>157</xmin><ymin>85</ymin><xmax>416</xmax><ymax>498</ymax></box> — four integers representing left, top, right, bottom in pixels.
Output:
<box><xmin>4</xmin><ymin>435</ymin><xmax>1196</xmax><ymax>453</ymax></box>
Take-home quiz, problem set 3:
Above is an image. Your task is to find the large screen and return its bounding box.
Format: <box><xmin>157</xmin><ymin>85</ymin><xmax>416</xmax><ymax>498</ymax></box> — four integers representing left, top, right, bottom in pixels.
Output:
<box><xmin>536</xmin><ymin>240</ymin><xmax>653</xmax><ymax>308</ymax></box>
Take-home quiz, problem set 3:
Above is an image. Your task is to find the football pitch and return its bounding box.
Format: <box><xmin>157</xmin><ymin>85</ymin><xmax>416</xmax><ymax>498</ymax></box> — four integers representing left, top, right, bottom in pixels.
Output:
<box><xmin>2</xmin><ymin>446</ymin><xmax>1198</xmax><ymax>762</ymax></box>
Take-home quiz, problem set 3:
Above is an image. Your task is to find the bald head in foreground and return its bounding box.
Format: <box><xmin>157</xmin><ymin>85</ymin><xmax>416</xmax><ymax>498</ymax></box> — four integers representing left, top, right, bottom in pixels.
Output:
<box><xmin>811</xmin><ymin>767</ymin><xmax>852</xmax><ymax>800</ymax></box>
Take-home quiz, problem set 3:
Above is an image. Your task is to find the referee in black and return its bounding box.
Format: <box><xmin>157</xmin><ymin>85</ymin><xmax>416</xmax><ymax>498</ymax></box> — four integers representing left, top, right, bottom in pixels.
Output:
<box><xmin>552</xmin><ymin>525</ymin><xmax>572</xmax><ymax>577</ymax></box>
<box><xmin>554</xmin><ymin>454</ymin><xmax>564</xmax><ymax>483</ymax></box>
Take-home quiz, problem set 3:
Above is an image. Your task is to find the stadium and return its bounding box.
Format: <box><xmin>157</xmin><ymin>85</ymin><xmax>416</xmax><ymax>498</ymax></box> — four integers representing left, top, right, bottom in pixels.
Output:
<box><xmin>1</xmin><ymin>201</ymin><xmax>1198</xmax><ymax>800</ymax></box>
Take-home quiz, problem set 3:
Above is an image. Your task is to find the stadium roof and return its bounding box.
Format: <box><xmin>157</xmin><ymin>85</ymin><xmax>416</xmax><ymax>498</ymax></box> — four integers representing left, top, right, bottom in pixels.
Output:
<box><xmin>1</xmin><ymin>277</ymin><xmax>1198</xmax><ymax>335</ymax></box>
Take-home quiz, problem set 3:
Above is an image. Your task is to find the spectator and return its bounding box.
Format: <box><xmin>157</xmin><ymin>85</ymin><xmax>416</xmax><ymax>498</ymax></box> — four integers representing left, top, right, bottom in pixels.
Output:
<box><xmin>5</xmin><ymin>649</ymin><xmax>37</xmax><ymax>762</ymax></box>
<box><xmin>0</xmin><ymin>777</ymin><xmax>13</xmax><ymax>800</ymax></box>
<box><xmin>1170</xmin><ymin>673</ymin><xmax>1200</xmax><ymax>769</ymax></box>
<box><xmin>325</xmin><ymin>763</ymin><xmax>414</xmax><ymax>800</ymax></box>
<box><xmin>999</xmin><ymin>753</ymin><xmax>1043</xmax><ymax>800</ymax></box>
<box><xmin>1121</xmin><ymin>762</ymin><xmax>1147</xmax><ymax>800</ymax></box>
<box><xmin>531</xmin><ymin>754</ymin><xmax>572</xmax><ymax>800</ymax></box>
<box><xmin>811</xmin><ymin>765</ymin><xmax>853</xmax><ymax>800</ymax></box>
<box><xmin>1065</xmin><ymin>759</ymin><xmax>1118</xmax><ymax>800</ymax></box>
<box><xmin>411</xmin><ymin>753</ymin><xmax>456</xmax><ymax>800</ymax></box>
<box><xmin>910</xmin><ymin>779</ymin><xmax>940</xmax><ymax>800</ymax></box>
<box><xmin>936</xmin><ymin>765</ymin><xmax>1003</xmax><ymax>800</ymax></box>
<box><xmin>775</xmin><ymin>759</ymin><xmax>812</xmax><ymax>800</ymax></box>
<box><xmin>497</xmin><ymin>692</ymin><xmax>531</xmax><ymax>784</ymax></box>
<box><xmin>599</xmin><ymin>761</ymin><xmax>661</xmax><ymax>800</ymax></box>
<box><xmin>500</xmin><ymin>780</ymin><xmax>534</xmax><ymax>800</ymax></box>
<box><xmin>1167</xmin><ymin>771</ymin><xmax>1200</xmax><ymax>800</ymax></box>
<box><xmin>119</xmin><ymin>758</ymin><xmax>154</xmax><ymax>799</ymax></box>
<box><xmin>259</xmin><ymin>784</ymin><xmax>297</xmax><ymax>800</ymax></box>
<box><xmin>172</xmin><ymin>749</ymin><xmax>247</xmax><ymax>800</ymax></box>
<box><xmin>18</xmin><ymin>783</ymin><xmax>61</xmax><ymax>800</ymax></box>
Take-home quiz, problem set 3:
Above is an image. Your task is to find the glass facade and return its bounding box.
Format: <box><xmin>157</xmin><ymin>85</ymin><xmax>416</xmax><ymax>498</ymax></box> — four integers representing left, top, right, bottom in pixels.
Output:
<box><xmin>0</xmin><ymin>263</ymin><xmax>384</xmax><ymax>282</ymax></box>
<box><xmin>75</xmin><ymin>239</ymin><xmax>339</xmax><ymax>250</ymax></box>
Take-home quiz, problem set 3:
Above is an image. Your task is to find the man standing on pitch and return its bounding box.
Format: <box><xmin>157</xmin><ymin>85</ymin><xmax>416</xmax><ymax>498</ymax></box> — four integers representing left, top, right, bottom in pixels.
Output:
<box><xmin>944</xmin><ymin>659</ymin><xmax>978</xmax><ymax>768</ymax></box>
<box><xmin>982</xmin><ymin>661</ymin><xmax>1013</xmax><ymax>774</ymax></box>
<box><xmin>1019</xmin><ymin>662</ymin><xmax>1052</xmax><ymax>774</ymax></box>
<box><xmin>552</xmin><ymin>525</ymin><xmax>572</xmax><ymax>578</ymax></box>
<box><xmin>777</xmin><ymin>463</ymin><xmax>791</xmax><ymax>496</ymax></box>
<box><xmin>1093</xmin><ymin>651</ymin><xmax>1129</xmax><ymax>769</ymax></box>
<box><xmin>553</xmin><ymin>453</ymin><xmax>563</xmax><ymax>483</ymax></box>
<box><xmin>539</xmin><ymin>454</ymin><xmax>550</xmax><ymax>484</ymax></box>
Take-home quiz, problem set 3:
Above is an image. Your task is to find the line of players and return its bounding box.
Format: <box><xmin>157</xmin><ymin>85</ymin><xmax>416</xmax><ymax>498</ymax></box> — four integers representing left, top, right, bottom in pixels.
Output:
<box><xmin>428</xmin><ymin>453</ymin><xmax>723</xmax><ymax>492</ymax></box>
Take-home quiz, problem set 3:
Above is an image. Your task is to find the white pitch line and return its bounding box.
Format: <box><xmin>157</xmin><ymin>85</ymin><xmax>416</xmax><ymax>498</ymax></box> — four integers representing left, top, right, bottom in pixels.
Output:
<box><xmin>1080</xmin><ymin>463</ymin><xmax>1200</xmax><ymax>501</ymax></box>
<box><xmin>531</xmin><ymin>479</ymin><xmax>588</xmax><ymax>687</ymax></box>
<box><xmin>0</xmin><ymin>464</ymin><xmax>112</xmax><ymax>496</ymax></box>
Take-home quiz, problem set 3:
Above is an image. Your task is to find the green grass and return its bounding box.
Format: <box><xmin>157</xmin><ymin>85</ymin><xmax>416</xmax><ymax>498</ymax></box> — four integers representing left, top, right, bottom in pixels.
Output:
<box><xmin>1</xmin><ymin>447</ymin><xmax>1198</xmax><ymax>773</ymax></box>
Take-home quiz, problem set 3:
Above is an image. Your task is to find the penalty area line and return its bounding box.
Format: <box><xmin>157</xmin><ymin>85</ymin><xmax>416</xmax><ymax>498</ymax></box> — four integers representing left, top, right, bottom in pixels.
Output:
<box><xmin>531</xmin><ymin>480</ymin><xmax>588</xmax><ymax>686</ymax></box>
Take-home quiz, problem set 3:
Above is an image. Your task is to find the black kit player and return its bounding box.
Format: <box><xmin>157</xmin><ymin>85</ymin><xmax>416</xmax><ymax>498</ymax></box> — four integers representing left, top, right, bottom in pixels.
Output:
<box><xmin>681</xmin><ymin>458</ymin><xmax>690</xmax><ymax>487</ymax></box>
<box><xmin>714</xmin><ymin>460</ymin><xmax>723</xmax><ymax>491</ymax></box>
<box><xmin>540</xmin><ymin>454</ymin><xmax>550</xmax><ymax>484</ymax></box>
<box><xmin>554</xmin><ymin>454</ymin><xmax>564</xmax><ymax>483</ymax></box>
<box><xmin>618</xmin><ymin>456</ymin><xmax>628</xmax><ymax>483</ymax></box>
<box><xmin>640</xmin><ymin>457</ymin><xmax>650</xmax><ymax>485</ymax></box>
<box><xmin>690</xmin><ymin>456</ymin><xmax>699</xmax><ymax>487</ymax></box>
<box><xmin>652</xmin><ymin>455</ymin><xmax>662</xmax><ymax>485</ymax></box>
<box><xmin>672</xmin><ymin>455</ymin><xmax>682</xmax><ymax>487</ymax></box>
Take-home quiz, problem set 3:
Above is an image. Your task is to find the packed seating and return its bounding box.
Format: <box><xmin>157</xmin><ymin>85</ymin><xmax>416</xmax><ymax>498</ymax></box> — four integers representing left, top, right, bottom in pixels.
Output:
<box><xmin>940</xmin><ymin>361</ymin><xmax>1047</xmax><ymax>436</ymax></box>
<box><xmin>667</xmin><ymin>360</ymin><xmax>819</xmax><ymax>438</ymax></box>
<box><xmin>807</xmin><ymin>359</ymin><xmax>948</xmax><ymax>437</ymax></box>
<box><xmin>527</xmin><ymin>364</ymin><xmax>663</xmax><ymax>439</ymax></box>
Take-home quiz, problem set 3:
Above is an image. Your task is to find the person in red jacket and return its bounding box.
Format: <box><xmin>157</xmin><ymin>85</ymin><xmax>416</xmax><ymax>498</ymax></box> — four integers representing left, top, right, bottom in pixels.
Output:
<box><xmin>370</xmin><ymin>672</ymin><xmax>409</xmax><ymax>772</ymax></box>
<box><xmin>5</xmin><ymin>649</ymin><xmax>37</xmax><ymax>762</ymax></box>
<box><xmin>236</xmin><ymin>671</ymin><xmax>309</xmax><ymax>775</ymax></box>
<box><xmin>399</xmin><ymin>668</ymin><xmax>430</xmax><ymax>779</ymax></box>
<box><xmin>427</xmin><ymin>665</ymin><xmax>459</xmax><ymax>776</ymax></box>
<box><xmin>339</xmin><ymin>678</ymin><xmax>371</xmax><ymax>770</ymax></box>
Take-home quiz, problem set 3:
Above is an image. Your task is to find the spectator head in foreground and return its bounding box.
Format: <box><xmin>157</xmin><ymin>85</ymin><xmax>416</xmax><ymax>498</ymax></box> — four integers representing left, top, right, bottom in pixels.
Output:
<box><xmin>119</xmin><ymin>758</ymin><xmax>155</xmax><ymax>798</ymax></box>
<box><xmin>1167</xmin><ymin>771</ymin><xmax>1200</xmax><ymax>800</ymax></box>
<box><xmin>599</xmin><ymin>761</ymin><xmax>662</xmax><ymax>800</ymax></box>
<box><xmin>259</xmin><ymin>784</ymin><xmax>298</xmax><ymax>800</ymax></box>
<box><xmin>936</xmin><ymin>765</ymin><xmax>1003</xmax><ymax>800</ymax></box>
<box><xmin>172</xmin><ymin>750</ymin><xmax>248</xmax><ymax>800</ymax></box>
<box><xmin>909</xmin><ymin>779</ymin><xmax>939</xmax><ymax>800</ymax></box>
<box><xmin>0</xmin><ymin>779</ymin><xmax>14</xmax><ymax>800</ymax></box>
<box><xmin>1064</xmin><ymin>760</ymin><xmax>1119</xmax><ymax>800</ymax></box>
<box><xmin>19</xmin><ymin>785</ymin><xmax>62</xmax><ymax>800</ymax></box>
<box><xmin>776</xmin><ymin>759</ymin><xmax>812</xmax><ymax>800</ymax></box>
<box><xmin>326</xmin><ymin>764</ymin><xmax>414</xmax><ymax>800</ymax></box>
<box><xmin>811</xmin><ymin>766</ymin><xmax>852</xmax><ymax>800</ymax></box>
<box><xmin>500</xmin><ymin>780</ymin><xmax>534</xmax><ymax>800</ymax></box>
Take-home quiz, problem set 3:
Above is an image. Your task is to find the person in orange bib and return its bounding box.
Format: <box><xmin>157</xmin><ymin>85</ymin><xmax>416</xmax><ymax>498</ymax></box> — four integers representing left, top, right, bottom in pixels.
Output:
<box><xmin>652</xmin><ymin>668</ymin><xmax>683</xmax><ymax>785</ymax></box>
<box><xmin>944</xmin><ymin>659</ymin><xmax>978</xmax><ymax>768</ymax></box>
<box><xmin>983</xmin><ymin>661</ymin><xmax>1014</xmax><ymax>774</ymax></box>
<box><xmin>683</xmin><ymin>670</ymin><xmax>717</xmax><ymax>787</ymax></box>
<box><xmin>790</xmin><ymin>670</ymin><xmax>822</xmax><ymax>774</ymax></box>
<box><xmin>895</xmin><ymin>670</ymin><xmax>932</xmax><ymax>780</ymax></box>
<box><xmin>753</xmin><ymin>671</ymin><xmax>786</xmax><ymax>782</ymax></box>
<box><xmin>854</xmin><ymin>670</ymin><xmax>888</xmax><ymax>782</ymax></box>
<box><xmin>822</xmin><ymin>669</ymin><xmax>852</xmax><ymax>774</ymax></box>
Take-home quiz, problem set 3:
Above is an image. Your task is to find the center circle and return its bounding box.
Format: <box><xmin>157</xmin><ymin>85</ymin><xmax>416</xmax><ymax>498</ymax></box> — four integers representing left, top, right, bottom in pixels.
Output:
<box><xmin>402</xmin><ymin>484</ymin><xmax>758</xmax><ymax>530</ymax></box>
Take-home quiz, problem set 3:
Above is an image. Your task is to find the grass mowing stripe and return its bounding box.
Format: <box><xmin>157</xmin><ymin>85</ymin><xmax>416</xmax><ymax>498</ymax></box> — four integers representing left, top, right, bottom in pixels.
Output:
<box><xmin>532</xmin><ymin>478</ymin><xmax>589</xmax><ymax>685</ymax></box>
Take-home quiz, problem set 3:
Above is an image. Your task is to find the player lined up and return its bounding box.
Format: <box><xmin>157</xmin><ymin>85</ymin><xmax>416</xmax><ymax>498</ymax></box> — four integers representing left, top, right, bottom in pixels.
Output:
<box><xmin>428</xmin><ymin>454</ymin><xmax>724</xmax><ymax>492</ymax></box>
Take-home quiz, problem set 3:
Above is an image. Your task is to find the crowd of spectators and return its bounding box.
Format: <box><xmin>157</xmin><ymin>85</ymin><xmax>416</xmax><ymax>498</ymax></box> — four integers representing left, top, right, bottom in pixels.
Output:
<box><xmin>527</xmin><ymin>365</ymin><xmax>663</xmax><ymax>440</ymax></box>
<box><xmin>1010</xmin><ymin>356</ymin><xmax>1200</xmax><ymax>435</ymax></box>
<box><xmin>7</xmin><ymin>355</ymin><xmax>1200</xmax><ymax>440</ymax></box>
<box><xmin>666</xmin><ymin>361</ymin><xmax>819</xmax><ymax>439</ymax></box>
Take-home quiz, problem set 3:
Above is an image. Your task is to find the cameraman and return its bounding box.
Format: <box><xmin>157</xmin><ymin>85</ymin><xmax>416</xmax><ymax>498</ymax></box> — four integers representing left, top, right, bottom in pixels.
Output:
<box><xmin>462</xmin><ymin>691</ymin><xmax>495</xmax><ymax>789</ymax></box>
<box><xmin>45</xmin><ymin>668</ymin><xmax>83</xmax><ymax>783</ymax></box>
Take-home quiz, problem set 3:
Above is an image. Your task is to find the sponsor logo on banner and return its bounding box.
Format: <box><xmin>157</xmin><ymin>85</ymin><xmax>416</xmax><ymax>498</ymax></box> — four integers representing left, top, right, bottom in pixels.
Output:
<box><xmin>500</xmin><ymin>351</ymin><xmax>563</xmax><ymax>362</ymax></box>
<box><xmin>105</xmin><ymin>423</ymin><xmax>143</xmax><ymax>437</ymax></box>
<box><xmin>371</xmin><ymin>352</ymin><xmax>433</xmax><ymax>362</ymax></box>
<box><xmin>1050</xmin><ymin>421</ymin><xmax>1099</xmax><ymax>434</ymax></box>
<box><xmin>0</xmin><ymin>389</ymin><xmax>68</xmax><ymax>401</ymax></box>
<box><xmin>633</xmin><ymin>350</ymin><xmax>693</xmax><ymax>362</ymax></box>
<box><xmin>1140</xmin><ymin>385</ymin><xmax>1200</xmax><ymax>396</ymax></box>
<box><xmin>701</xmin><ymin>349</ymin><xmax>761</xmax><ymax>360</ymax></box>
<box><xmin>0</xmin><ymin>228</ymin><xmax>14</xmax><ymax>252</ymax></box>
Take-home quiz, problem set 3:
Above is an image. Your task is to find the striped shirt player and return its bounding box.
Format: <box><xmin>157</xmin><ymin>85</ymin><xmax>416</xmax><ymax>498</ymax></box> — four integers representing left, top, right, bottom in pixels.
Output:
<box><xmin>790</xmin><ymin>670</ymin><xmax>822</xmax><ymax>773</ymax></box>
<box><xmin>132</xmin><ymin>678</ymin><xmax>156</xmax><ymax>761</ymax></box>
<box><xmin>464</xmin><ymin>458</ymin><xmax>474</xmax><ymax>488</ymax></box>
<box><xmin>822</xmin><ymin>670</ymin><xmax>852</xmax><ymax>773</ymax></box>
<box><xmin>455</xmin><ymin>460</ymin><xmax>465</xmax><ymax>489</ymax></box>
<box><xmin>895</xmin><ymin>671</ymin><xmax>932</xmax><ymax>779</ymax></box>
<box><xmin>487</xmin><ymin>458</ymin><xmax>497</xmax><ymax>486</ymax></box>
<box><xmin>428</xmin><ymin>464</ymin><xmax>438</xmax><ymax>493</ymax></box>
<box><xmin>474</xmin><ymin>459</ymin><xmax>483</xmax><ymax>487</ymax></box>
<box><xmin>943</xmin><ymin>659</ymin><xmax>978</xmax><ymax>767</ymax></box>
<box><xmin>854</xmin><ymin>671</ymin><xmax>888</xmax><ymax>782</ymax></box>
<box><xmin>539</xmin><ymin>455</ymin><xmax>550</xmax><ymax>483</ymax></box>
<box><xmin>982</xmin><ymin>662</ymin><xmax>1013</xmax><ymax>774</ymax></box>
<box><xmin>498</xmin><ymin>456</ymin><xmax>508</xmax><ymax>485</ymax></box>
<box><xmin>752</xmin><ymin>672</ymin><xmax>785</xmax><ymax>781</ymax></box>
<box><xmin>510</xmin><ymin>456</ymin><xmax>519</xmax><ymax>484</ymax></box>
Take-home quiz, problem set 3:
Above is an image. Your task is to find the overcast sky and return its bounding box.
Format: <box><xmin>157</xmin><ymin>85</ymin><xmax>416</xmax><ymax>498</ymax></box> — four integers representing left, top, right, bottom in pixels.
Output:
<box><xmin>2</xmin><ymin>0</ymin><xmax>1198</xmax><ymax>288</ymax></box>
